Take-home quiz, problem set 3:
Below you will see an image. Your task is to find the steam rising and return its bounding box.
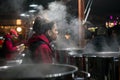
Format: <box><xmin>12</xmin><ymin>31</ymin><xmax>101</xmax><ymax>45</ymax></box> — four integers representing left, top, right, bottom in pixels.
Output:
<box><xmin>46</xmin><ymin>2</ymin><xmax>66</xmax><ymax>21</ymax></box>
<box><xmin>36</xmin><ymin>1</ymin><xmax>82</xmax><ymax>48</ymax></box>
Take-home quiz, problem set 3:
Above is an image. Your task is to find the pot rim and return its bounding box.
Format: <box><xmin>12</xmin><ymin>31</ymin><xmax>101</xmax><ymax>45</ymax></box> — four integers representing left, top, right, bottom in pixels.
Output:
<box><xmin>45</xmin><ymin>63</ymin><xmax>78</xmax><ymax>78</ymax></box>
<box><xmin>83</xmin><ymin>51</ymin><xmax>120</xmax><ymax>57</ymax></box>
<box><xmin>56</xmin><ymin>47</ymin><xmax>84</xmax><ymax>51</ymax></box>
<box><xmin>0</xmin><ymin>63</ymin><xmax>78</xmax><ymax>78</ymax></box>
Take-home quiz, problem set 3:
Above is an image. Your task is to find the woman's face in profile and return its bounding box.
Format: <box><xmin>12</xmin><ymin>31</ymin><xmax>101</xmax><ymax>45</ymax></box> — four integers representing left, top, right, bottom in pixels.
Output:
<box><xmin>50</xmin><ymin>24</ymin><xmax>58</xmax><ymax>41</ymax></box>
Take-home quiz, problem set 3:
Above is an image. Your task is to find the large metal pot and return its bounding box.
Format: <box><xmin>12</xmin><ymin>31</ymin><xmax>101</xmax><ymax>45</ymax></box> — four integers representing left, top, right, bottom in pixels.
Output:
<box><xmin>55</xmin><ymin>47</ymin><xmax>84</xmax><ymax>64</ymax></box>
<box><xmin>0</xmin><ymin>63</ymin><xmax>78</xmax><ymax>80</ymax></box>
<box><xmin>83</xmin><ymin>51</ymin><xmax>120</xmax><ymax>80</ymax></box>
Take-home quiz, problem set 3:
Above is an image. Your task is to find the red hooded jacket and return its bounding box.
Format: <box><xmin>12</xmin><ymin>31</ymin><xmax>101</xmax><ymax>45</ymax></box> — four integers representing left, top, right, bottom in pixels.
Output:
<box><xmin>1</xmin><ymin>33</ymin><xmax>18</xmax><ymax>60</ymax></box>
<box><xmin>28</xmin><ymin>34</ymin><xmax>53</xmax><ymax>63</ymax></box>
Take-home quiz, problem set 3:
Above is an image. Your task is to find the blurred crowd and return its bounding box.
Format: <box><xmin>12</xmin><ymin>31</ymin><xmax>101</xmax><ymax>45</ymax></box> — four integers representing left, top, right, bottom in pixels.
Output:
<box><xmin>84</xmin><ymin>22</ymin><xmax>120</xmax><ymax>52</ymax></box>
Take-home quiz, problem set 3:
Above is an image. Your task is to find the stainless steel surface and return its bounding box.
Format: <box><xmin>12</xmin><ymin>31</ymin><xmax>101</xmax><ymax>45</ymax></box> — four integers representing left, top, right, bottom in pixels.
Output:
<box><xmin>56</xmin><ymin>47</ymin><xmax>84</xmax><ymax>51</ymax></box>
<box><xmin>55</xmin><ymin>48</ymin><xmax>84</xmax><ymax>64</ymax></box>
<box><xmin>83</xmin><ymin>51</ymin><xmax>120</xmax><ymax>57</ymax></box>
<box><xmin>6</xmin><ymin>59</ymin><xmax>23</xmax><ymax>66</ymax></box>
<box><xmin>0</xmin><ymin>63</ymin><xmax>78</xmax><ymax>79</ymax></box>
<box><xmin>74</xmin><ymin>71</ymin><xmax>91</xmax><ymax>80</ymax></box>
<box><xmin>0</xmin><ymin>66</ymin><xmax>11</xmax><ymax>70</ymax></box>
<box><xmin>83</xmin><ymin>51</ymin><xmax>120</xmax><ymax>80</ymax></box>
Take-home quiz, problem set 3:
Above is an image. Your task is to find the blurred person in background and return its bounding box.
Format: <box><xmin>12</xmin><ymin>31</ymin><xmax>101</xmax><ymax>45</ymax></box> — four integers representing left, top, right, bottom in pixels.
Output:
<box><xmin>27</xmin><ymin>17</ymin><xmax>58</xmax><ymax>63</ymax></box>
<box><xmin>0</xmin><ymin>29</ymin><xmax>25</xmax><ymax>60</ymax></box>
<box><xmin>84</xmin><ymin>26</ymin><xmax>109</xmax><ymax>52</ymax></box>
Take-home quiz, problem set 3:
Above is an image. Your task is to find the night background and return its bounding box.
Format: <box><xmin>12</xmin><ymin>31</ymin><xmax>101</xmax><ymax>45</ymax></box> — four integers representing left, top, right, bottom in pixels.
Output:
<box><xmin>0</xmin><ymin>0</ymin><xmax>120</xmax><ymax>20</ymax></box>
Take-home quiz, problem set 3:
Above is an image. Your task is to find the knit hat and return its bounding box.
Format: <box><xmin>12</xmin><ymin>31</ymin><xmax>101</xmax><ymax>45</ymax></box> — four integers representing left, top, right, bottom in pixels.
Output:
<box><xmin>10</xmin><ymin>29</ymin><xmax>18</xmax><ymax>37</ymax></box>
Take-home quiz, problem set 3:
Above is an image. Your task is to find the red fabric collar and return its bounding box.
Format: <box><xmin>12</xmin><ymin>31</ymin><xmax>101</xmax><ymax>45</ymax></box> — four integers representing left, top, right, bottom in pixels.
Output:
<box><xmin>28</xmin><ymin>34</ymin><xmax>50</xmax><ymax>45</ymax></box>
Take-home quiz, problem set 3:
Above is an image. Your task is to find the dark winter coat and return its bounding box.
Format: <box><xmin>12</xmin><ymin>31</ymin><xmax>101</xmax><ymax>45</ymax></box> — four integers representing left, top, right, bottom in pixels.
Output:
<box><xmin>28</xmin><ymin>34</ymin><xmax>53</xmax><ymax>63</ymax></box>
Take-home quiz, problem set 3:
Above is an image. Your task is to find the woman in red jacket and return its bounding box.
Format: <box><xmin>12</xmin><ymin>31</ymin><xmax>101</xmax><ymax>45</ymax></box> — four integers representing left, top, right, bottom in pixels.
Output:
<box><xmin>1</xmin><ymin>29</ymin><xmax>24</xmax><ymax>60</ymax></box>
<box><xmin>28</xmin><ymin>17</ymin><xmax>58</xmax><ymax>63</ymax></box>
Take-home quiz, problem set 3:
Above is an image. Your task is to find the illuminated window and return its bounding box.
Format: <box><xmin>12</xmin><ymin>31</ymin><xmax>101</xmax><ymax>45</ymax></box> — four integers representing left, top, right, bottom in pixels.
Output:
<box><xmin>16</xmin><ymin>19</ymin><xmax>22</xmax><ymax>25</ymax></box>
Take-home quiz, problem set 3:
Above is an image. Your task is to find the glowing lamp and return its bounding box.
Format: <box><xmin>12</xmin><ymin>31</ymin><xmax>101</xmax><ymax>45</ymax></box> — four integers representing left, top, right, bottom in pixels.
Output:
<box><xmin>17</xmin><ymin>27</ymin><xmax>22</xmax><ymax>32</ymax></box>
<box><xmin>29</xmin><ymin>4</ymin><xmax>38</xmax><ymax>8</ymax></box>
